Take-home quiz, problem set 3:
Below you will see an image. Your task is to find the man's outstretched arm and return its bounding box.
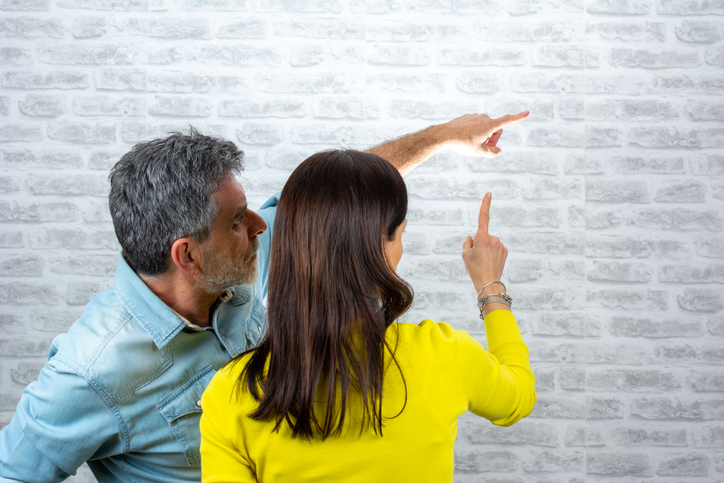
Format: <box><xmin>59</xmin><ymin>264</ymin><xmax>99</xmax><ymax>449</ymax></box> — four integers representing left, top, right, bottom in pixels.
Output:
<box><xmin>366</xmin><ymin>111</ymin><xmax>529</xmax><ymax>176</ymax></box>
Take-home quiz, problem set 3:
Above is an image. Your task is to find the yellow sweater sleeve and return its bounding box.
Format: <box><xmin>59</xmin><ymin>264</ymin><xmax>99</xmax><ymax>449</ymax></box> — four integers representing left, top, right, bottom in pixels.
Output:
<box><xmin>200</xmin><ymin>366</ymin><xmax>257</xmax><ymax>483</ymax></box>
<box><xmin>455</xmin><ymin>310</ymin><xmax>536</xmax><ymax>426</ymax></box>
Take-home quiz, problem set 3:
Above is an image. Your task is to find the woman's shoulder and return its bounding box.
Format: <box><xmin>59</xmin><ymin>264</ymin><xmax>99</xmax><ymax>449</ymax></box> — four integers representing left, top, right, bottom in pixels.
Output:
<box><xmin>392</xmin><ymin>320</ymin><xmax>475</xmax><ymax>355</ymax></box>
<box><xmin>204</xmin><ymin>352</ymin><xmax>256</xmax><ymax>402</ymax></box>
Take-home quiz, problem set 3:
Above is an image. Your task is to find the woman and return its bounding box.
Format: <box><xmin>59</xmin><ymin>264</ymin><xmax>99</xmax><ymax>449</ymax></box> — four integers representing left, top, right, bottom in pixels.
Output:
<box><xmin>200</xmin><ymin>150</ymin><xmax>536</xmax><ymax>482</ymax></box>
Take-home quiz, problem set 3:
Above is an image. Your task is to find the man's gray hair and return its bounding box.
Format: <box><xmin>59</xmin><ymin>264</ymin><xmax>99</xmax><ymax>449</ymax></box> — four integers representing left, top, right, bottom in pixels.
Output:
<box><xmin>109</xmin><ymin>127</ymin><xmax>244</xmax><ymax>276</ymax></box>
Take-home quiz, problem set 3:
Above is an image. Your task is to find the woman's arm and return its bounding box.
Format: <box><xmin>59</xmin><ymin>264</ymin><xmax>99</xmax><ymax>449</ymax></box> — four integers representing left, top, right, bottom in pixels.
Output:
<box><xmin>365</xmin><ymin>111</ymin><xmax>529</xmax><ymax>176</ymax></box>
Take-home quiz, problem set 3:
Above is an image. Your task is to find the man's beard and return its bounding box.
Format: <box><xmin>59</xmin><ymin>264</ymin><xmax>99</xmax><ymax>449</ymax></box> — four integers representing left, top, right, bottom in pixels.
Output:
<box><xmin>199</xmin><ymin>237</ymin><xmax>260</xmax><ymax>294</ymax></box>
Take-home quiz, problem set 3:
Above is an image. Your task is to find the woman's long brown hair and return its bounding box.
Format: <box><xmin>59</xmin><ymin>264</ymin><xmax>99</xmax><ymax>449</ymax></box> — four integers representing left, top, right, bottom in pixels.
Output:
<box><xmin>235</xmin><ymin>150</ymin><xmax>413</xmax><ymax>440</ymax></box>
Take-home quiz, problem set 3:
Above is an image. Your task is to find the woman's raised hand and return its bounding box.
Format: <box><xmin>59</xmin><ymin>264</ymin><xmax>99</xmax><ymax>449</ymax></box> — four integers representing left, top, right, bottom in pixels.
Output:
<box><xmin>462</xmin><ymin>192</ymin><xmax>508</xmax><ymax>296</ymax></box>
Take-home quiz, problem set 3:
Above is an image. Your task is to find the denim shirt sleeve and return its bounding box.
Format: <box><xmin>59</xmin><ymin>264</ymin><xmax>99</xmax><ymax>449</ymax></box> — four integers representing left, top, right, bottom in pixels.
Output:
<box><xmin>0</xmin><ymin>355</ymin><xmax>122</xmax><ymax>481</ymax></box>
<box><xmin>254</xmin><ymin>192</ymin><xmax>280</xmax><ymax>301</ymax></box>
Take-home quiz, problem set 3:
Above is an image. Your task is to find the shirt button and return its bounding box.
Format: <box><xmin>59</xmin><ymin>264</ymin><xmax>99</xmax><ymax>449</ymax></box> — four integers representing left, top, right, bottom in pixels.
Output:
<box><xmin>196</xmin><ymin>400</ymin><xmax>202</xmax><ymax>408</ymax></box>
<box><xmin>257</xmin><ymin>326</ymin><xmax>262</xmax><ymax>333</ymax></box>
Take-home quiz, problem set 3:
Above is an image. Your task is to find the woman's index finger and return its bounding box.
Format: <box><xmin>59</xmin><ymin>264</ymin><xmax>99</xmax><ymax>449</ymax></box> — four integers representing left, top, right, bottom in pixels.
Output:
<box><xmin>477</xmin><ymin>192</ymin><xmax>492</xmax><ymax>238</ymax></box>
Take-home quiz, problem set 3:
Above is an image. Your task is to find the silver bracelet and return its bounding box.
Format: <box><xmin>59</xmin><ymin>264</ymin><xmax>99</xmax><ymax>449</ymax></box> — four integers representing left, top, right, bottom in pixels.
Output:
<box><xmin>477</xmin><ymin>281</ymin><xmax>507</xmax><ymax>301</ymax></box>
<box><xmin>477</xmin><ymin>292</ymin><xmax>513</xmax><ymax>319</ymax></box>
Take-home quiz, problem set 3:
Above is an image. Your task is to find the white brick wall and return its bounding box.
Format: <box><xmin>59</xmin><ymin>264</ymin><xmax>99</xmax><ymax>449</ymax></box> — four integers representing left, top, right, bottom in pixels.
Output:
<box><xmin>0</xmin><ymin>0</ymin><xmax>722</xmax><ymax>481</ymax></box>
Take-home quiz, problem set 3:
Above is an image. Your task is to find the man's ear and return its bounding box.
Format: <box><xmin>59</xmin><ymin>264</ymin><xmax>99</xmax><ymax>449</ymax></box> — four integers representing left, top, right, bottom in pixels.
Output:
<box><xmin>170</xmin><ymin>238</ymin><xmax>202</xmax><ymax>276</ymax></box>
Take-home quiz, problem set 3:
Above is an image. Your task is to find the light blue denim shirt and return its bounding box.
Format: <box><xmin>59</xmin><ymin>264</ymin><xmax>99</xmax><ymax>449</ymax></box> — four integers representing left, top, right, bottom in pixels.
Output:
<box><xmin>0</xmin><ymin>195</ymin><xmax>278</xmax><ymax>482</ymax></box>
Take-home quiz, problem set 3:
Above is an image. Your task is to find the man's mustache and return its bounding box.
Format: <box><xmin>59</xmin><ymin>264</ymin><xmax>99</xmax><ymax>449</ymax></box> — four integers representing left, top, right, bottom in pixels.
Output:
<box><xmin>245</xmin><ymin>237</ymin><xmax>260</xmax><ymax>263</ymax></box>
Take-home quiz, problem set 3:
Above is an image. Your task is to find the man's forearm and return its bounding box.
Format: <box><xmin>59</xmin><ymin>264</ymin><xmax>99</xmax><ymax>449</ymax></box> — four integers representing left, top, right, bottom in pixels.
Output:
<box><xmin>365</xmin><ymin>124</ymin><xmax>446</xmax><ymax>176</ymax></box>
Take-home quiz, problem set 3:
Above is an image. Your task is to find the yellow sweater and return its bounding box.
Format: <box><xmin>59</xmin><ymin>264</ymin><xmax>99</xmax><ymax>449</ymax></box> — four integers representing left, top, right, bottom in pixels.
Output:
<box><xmin>200</xmin><ymin>310</ymin><xmax>536</xmax><ymax>482</ymax></box>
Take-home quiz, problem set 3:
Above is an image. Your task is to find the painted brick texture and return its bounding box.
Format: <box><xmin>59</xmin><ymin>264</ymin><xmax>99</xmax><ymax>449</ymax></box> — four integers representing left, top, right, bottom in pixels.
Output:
<box><xmin>0</xmin><ymin>1</ymin><xmax>722</xmax><ymax>481</ymax></box>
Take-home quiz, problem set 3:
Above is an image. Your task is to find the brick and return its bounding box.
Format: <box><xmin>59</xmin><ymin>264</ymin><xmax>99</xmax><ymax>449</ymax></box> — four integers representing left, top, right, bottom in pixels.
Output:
<box><xmin>115</xmin><ymin>18</ymin><xmax>212</xmax><ymax>39</ymax></box>
<box><xmin>235</xmin><ymin>123</ymin><xmax>282</xmax><ymax>145</ymax></box>
<box><xmin>0</xmin><ymin>97</ymin><xmax>7</xmax><ymax>115</ymax></box>
<box><xmin>367</xmin><ymin>45</ymin><xmax>431</xmax><ymax>66</ymax></box>
<box><xmin>0</xmin><ymin>0</ymin><xmax>49</xmax><ymax>10</ymax></box>
<box><xmin>474</xmin><ymin>20</ymin><xmax>584</xmax><ymax>42</ymax></box>
<box><xmin>367</xmin><ymin>21</ymin><xmax>465</xmax><ymax>42</ymax></box>
<box><xmin>463</xmin><ymin>420</ymin><xmax>559</xmax><ymax>447</ymax></box>
<box><xmin>510</xmin><ymin>73</ymin><xmax>584</xmax><ymax>93</ymax></box>
<box><xmin>366</xmin><ymin>73</ymin><xmax>445</xmax><ymax>93</ymax></box>
<box><xmin>149</xmin><ymin>96</ymin><xmax>213</xmax><ymax>117</ymax></box>
<box><xmin>586</xmin><ymin>180</ymin><xmax>650</xmax><ymax>203</ymax></box>
<box><xmin>0</xmin><ymin>201</ymin><xmax>79</xmax><ymax>222</ymax></box>
<box><xmin>262</xmin><ymin>148</ymin><xmax>308</xmax><ymax>171</ymax></box>
<box><xmin>17</xmin><ymin>94</ymin><xmax>64</xmax><ymax>117</ymax></box>
<box><xmin>313</xmin><ymin>97</ymin><xmax>379</xmax><ymax>120</ymax></box>
<box><xmin>0</xmin><ymin>253</ymin><xmax>43</xmax><ymax>276</ymax></box>
<box><xmin>611</xmin><ymin>316</ymin><xmax>703</xmax><ymax>337</ymax></box>
<box><xmin>535</xmin><ymin>369</ymin><xmax>555</xmax><ymax>392</ymax></box>
<box><xmin>659</xmin><ymin>0</ymin><xmax>724</xmax><ymax>14</ymax></box>
<box><xmin>38</xmin><ymin>44</ymin><xmax>144</xmax><ymax>65</ymax></box>
<box><xmin>660</xmin><ymin>263</ymin><xmax>724</xmax><ymax>283</ymax></box>
<box><xmin>120</xmin><ymin>122</ymin><xmax>227</xmax><ymax>144</ymax></box>
<box><xmin>559</xmin><ymin>98</ymin><xmax>584</xmax><ymax>120</ymax></box>
<box><xmin>10</xmin><ymin>360</ymin><xmax>44</xmax><ymax>386</ymax></box>
<box><xmin>585</xmin><ymin>126</ymin><xmax>623</xmax><ymax>147</ymax></box>
<box><xmin>66</xmin><ymin>281</ymin><xmax>110</xmax><ymax>305</ymax></box>
<box><xmin>530</xmin><ymin>396</ymin><xmax>586</xmax><ymax>419</ymax></box>
<box><xmin>657</xmin><ymin>453</ymin><xmax>710</xmax><ymax>476</ymax></box>
<box><xmin>693</xmin><ymin>426</ymin><xmax>724</xmax><ymax>447</ymax></box>
<box><xmin>96</xmin><ymin>68</ymin><xmax>146</xmax><ymax>91</ymax></box>
<box><xmin>256</xmin><ymin>73</ymin><xmax>359</xmax><ymax>94</ymax></box>
<box><xmin>220</xmin><ymin>98</ymin><xmax>306</xmax><ymax>118</ymax></box>
<box><xmin>527</xmin><ymin>126</ymin><xmax>585</xmax><ymax>148</ymax></box>
<box><xmin>533</xmin><ymin>45</ymin><xmax>599</xmax><ymax>68</ymax></box>
<box><xmin>73</xmin><ymin>16</ymin><xmax>106</xmax><ymax>38</ymax></box>
<box><xmin>687</xmin><ymin>100</ymin><xmax>724</xmax><ymax>121</ymax></box>
<box><xmin>609</xmin><ymin>48</ymin><xmax>699</xmax><ymax>68</ymax></box>
<box><xmin>1</xmin><ymin>149</ymin><xmax>83</xmax><ymax>169</ymax></box>
<box><xmin>147</xmin><ymin>45</ymin><xmax>184</xmax><ymax>65</ymax></box>
<box><xmin>587</xmin><ymin>289</ymin><xmax>668</xmax><ymax>310</ymax></box>
<box><xmin>0</xmin><ymin>228</ymin><xmax>23</xmax><ymax>246</ymax></box>
<box><xmin>587</xmin><ymin>343</ymin><xmax>650</xmax><ymax>365</ymax></box>
<box><xmin>565</xmin><ymin>425</ymin><xmax>605</xmax><ymax>447</ymax></box>
<box><xmin>73</xmin><ymin>95</ymin><xmax>145</xmax><ymax>117</ymax></box>
<box><xmin>0</xmin><ymin>123</ymin><xmax>42</xmax><ymax>142</ymax></box>
<box><xmin>690</xmin><ymin>370</ymin><xmax>724</xmax><ymax>392</ymax></box>
<box><xmin>477</xmin><ymin>152</ymin><xmax>558</xmax><ymax>177</ymax></box>
<box><xmin>586</xmin><ymin>452</ymin><xmax>652</xmax><ymax>477</ymax></box>
<box><xmin>559</xmin><ymin>367</ymin><xmax>585</xmax><ymax>390</ymax></box>
<box><xmin>0</xmin><ymin>314</ymin><xmax>23</xmax><ymax>332</ymax></box>
<box><xmin>677</xmin><ymin>20</ymin><xmax>722</xmax><ymax>43</ymax></box>
<box><xmin>587</xmin><ymin>260</ymin><xmax>653</xmax><ymax>283</ymax></box>
<box><xmin>609</xmin><ymin>155</ymin><xmax>686</xmax><ymax>174</ymax></box>
<box><xmin>31</xmin><ymin>307</ymin><xmax>84</xmax><ymax>332</ymax></box>
<box><xmin>454</xmin><ymin>450</ymin><xmax>518</xmax><ymax>472</ymax></box>
<box><xmin>0</xmin><ymin>16</ymin><xmax>64</xmax><ymax>38</ymax></box>
<box><xmin>47</xmin><ymin>121</ymin><xmax>116</xmax><ymax>144</ymax></box>
<box><xmin>587</xmin><ymin>396</ymin><xmax>625</xmax><ymax>419</ymax></box>
<box><xmin>586</xmin><ymin>21</ymin><xmax>665</xmax><ymax>41</ymax></box>
<box><xmin>506</xmin><ymin>231</ymin><xmax>584</xmax><ymax>255</ymax></box>
<box><xmin>678</xmin><ymin>288</ymin><xmax>723</xmax><ymax>312</ymax></box>
<box><xmin>29</xmin><ymin>227</ymin><xmax>118</xmax><ymax>250</ymax></box>
<box><xmin>0</xmin><ymin>336</ymin><xmax>52</xmax><ymax>357</ymax></box>
<box><xmin>697</xmin><ymin>236</ymin><xmax>724</xmax><ymax>258</ymax></box>
<box><xmin>487</xmin><ymin>98</ymin><xmax>555</xmax><ymax>121</ymax></box>
<box><xmin>407</xmin><ymin>206</ymin><xmax>464</xmax><ymax>226</ymax></box>
<box><xmin>522</xmin><ymin>451</ymin><xmax>584</xmax><ymax>472</ymax></box>
<box><xmin>288</xmin><ymin>124</ymin><xmax>368</xmax><ymax>146</ymax></box>
<box><xmin>253</xmin><ymin>0</ymin><xmax>343</xmax><ymax>12</ymax></box>
<box><xmin>565</xmin><ymin>154</ymin><xmax>603</xmax><ymax>175</ymax></box>
<box><xmin>50</xmin><ymin>254</ymin><xmax>116</xmax><ymax>277</ymax></box>
<box><xmin>0</xmin><ymin>393</ymin><xmax>21</xmax><ymax>413</ymax></box>
<box><xmin>0</xmin><ymin>282</ymin><xmax>60</xmax><ymax>305</ymax></box>
<box><xmin>628</xmin><ymin>208</ymin><xmax>723</xmax><ymax>231</ymax></box>
<box><xmin>586</xmin><ymin>0</ymin><xmax>652</xmax><ymax>14</ymax></box>
<box><xmin>147</xmin><ymin>72</ymin><xmax>214</xmax><ymax>93</ymax></box>
<box><xmin>709</xmin><ymin>315</ymin><xmax>724</xmax><ymax>336</ymax></box>
<box><xmin>587</xmin><ymin>370</ymin><xmax>681</xmax><ymax>392</ymax></box>
<box><xmin>631</xmin><ymin>396</ymin><xmax>700</xmax><ymax>419</ymax></box>
<box><xmin>388</xmin><ymin>100</ymin><xmax>479</xmax><ymax>120</ymax></box>
<box><xmin>0</xmin><ymin>46</ymin><xmax>31</xmax><ymax>65</ymax></box>
<box><xmin>439</xmin><ymin>47</ymin><xmax>526</xmax><ymax>66</ymax></box>
<box><xmin>404</xmin><ymin>259</ymin><xmax>467</xmax><ymax>283</ymax></box>
<box><xmin>273</xmin><ymin>18</ymin><xmax>362</xmax><ymax>39</ymax></box>
<box><xmin>455</xmin><ymin>72</ymin><xmax>501</xmax><ymax>94</ymax></box>
<box><xmin>612</xmin><ymin>427</ymin><xmax>687</xmax><ymax>447</ymax></box>
<box><xmin>289</xmin><ymin>44</ymin><xmax>364</xmax><ymax>68</ymax></box>
<box><xmin>587</xmin><ymin>100</ymin><xmax>679</xmax><ymax>121</ymax></box>
<box><xmin>27</xmin><ymin>173</ymin><xmax>109</xmax><ymax>196</ymax></box>
<box><xmin>532</xmin><ymin>313</ymin><xmax>600</xmax><ymax>337</ymax></box>
<box><xmin>180</xmin><ymin>0</ymin><xmax>247</xmax><ymax>10</ymax></box>
<box><xmin>529</xmin><ymin>341</ymin><xmax>586</xmax><ymax>363</ymax></box>
<box><xmin>57</xmin><ymin>0</ymin><xmax>146</xmax><ymax>9</ymax></box>
<box><xmin>190</xmin><ymin>45</ymin><xmax>280</xmax><ymax>67</ymax></box>
<box><xmin>714</xmin><ymin>180</ymin><xmax>724</xmax><ymax>200</ymax></box>
<box><xmin>215</xmin><ymin>18</ymin><xmax>265</xmax><ymax>39</ymax></box>
<box><xmin>0</xmin><ymin>176</ymin><xmax>19</xmax><ymax>193</ymax></box>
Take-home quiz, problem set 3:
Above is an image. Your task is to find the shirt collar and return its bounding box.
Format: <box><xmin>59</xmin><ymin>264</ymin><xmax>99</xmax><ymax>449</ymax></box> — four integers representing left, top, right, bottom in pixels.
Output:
<box><xmin>111</xmin><ymin>254</ymin><xmax>189</xmax><ymax>349</ymax></box>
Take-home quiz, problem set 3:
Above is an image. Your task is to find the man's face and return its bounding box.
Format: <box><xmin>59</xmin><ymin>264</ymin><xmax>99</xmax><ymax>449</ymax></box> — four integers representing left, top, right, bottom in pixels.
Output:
<box><xmin>197</xmin><ymin>177</ymin><xmax>267</xmax><ymax>294</ymax></box>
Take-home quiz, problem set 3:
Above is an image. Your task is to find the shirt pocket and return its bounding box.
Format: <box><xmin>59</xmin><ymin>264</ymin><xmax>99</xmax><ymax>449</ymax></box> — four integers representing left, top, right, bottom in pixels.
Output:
<box><xmin>156</xmin><ymin>365</ymin><xmax>216</xmax><ymax>466</ymax></box>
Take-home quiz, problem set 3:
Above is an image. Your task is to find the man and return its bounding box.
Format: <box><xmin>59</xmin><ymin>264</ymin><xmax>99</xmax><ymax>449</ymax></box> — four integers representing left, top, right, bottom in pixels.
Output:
<box><xmin>0</xmin><ymin>111</ymin><xmax>527</xmax><ymax>482</ymax></box>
